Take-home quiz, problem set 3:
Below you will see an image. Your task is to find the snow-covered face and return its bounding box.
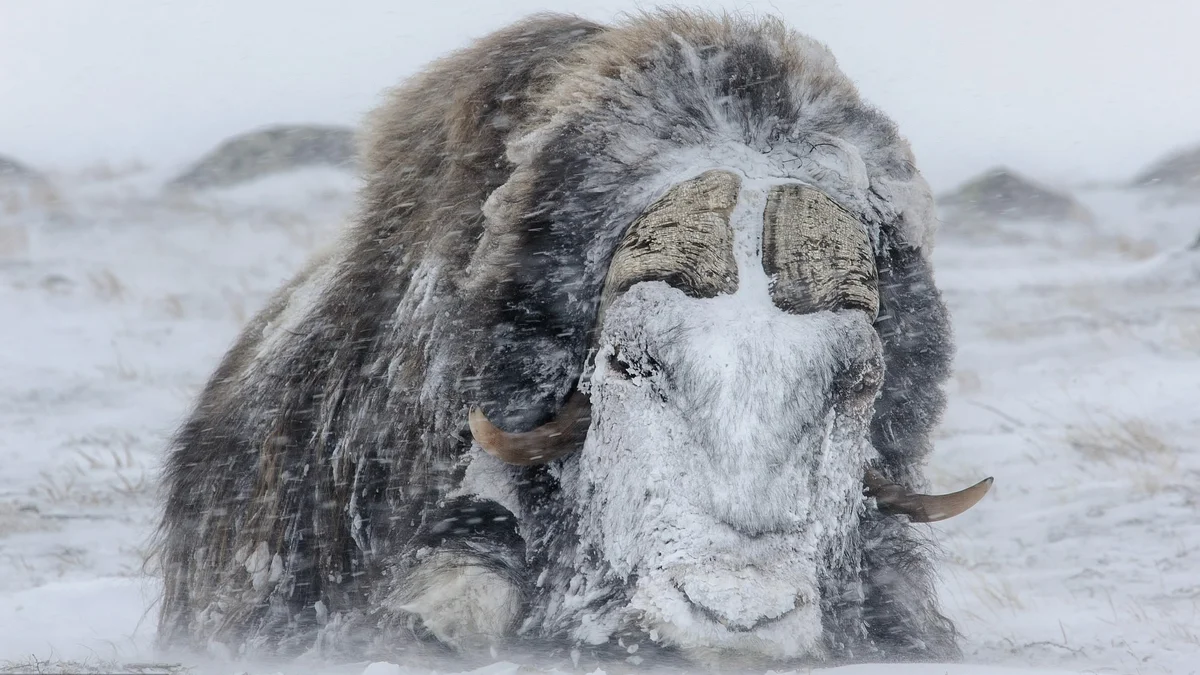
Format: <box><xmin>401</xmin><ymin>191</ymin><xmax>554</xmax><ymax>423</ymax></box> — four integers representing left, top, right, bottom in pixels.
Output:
<box><xmin>564</xmin><ymin>173</ymin><xmax>884</xmax><ymax>661</ymax></box>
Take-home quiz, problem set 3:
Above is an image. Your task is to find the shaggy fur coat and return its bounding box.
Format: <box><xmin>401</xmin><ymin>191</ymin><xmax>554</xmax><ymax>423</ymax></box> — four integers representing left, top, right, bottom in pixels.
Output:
<box><xmin>156</xmin><ymin>10</ymin><xmax>957</xmax><ymax>666</ymax></box>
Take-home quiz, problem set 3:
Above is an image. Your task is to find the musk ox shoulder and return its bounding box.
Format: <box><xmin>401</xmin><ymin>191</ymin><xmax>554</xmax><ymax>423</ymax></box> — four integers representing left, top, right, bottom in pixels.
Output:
<box><xmin>155</xmin><ymin>9</ymin><xmax>991</xmax><ymax>667</ymax></box>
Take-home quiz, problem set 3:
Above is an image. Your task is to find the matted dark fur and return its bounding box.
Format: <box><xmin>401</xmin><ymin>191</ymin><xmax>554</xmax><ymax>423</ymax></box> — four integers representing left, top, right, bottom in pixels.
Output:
<box><xmin>156</xmin><ymin>10</ymin><xmax>958</xmax><ymax>666</ymax></box>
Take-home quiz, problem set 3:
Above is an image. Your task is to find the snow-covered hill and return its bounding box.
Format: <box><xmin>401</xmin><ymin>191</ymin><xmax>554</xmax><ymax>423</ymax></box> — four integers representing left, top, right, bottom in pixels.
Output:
<box><xmin>0</xmin><ymin>166</ymin><xmax>1196</xmax><ymax>674</ymax></box>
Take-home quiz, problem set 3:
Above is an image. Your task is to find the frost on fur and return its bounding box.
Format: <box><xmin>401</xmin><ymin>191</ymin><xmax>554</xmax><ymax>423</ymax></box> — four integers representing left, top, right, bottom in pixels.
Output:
<box><xmin>155</xmin><ymin>9</ymin><xmax>961</xmax><ymax>667</ymax></box>
<box><xmin>388</xmin><ymin>553</ymin><xmax>524</xmax><ymax>651</ymax></box>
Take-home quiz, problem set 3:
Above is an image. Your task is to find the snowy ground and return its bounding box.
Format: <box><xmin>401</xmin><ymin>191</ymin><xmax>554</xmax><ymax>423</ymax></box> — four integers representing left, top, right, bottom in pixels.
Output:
<box><xmin>0</xmin><ymin>166</ymin><xmax>1197</xmax><ymax>674</ymax></box>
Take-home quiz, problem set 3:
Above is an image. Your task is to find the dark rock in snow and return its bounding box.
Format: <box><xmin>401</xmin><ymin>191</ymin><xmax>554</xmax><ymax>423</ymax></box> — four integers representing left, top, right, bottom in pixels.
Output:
<box><xmin>167</xmin><ymin>124</ymin><xmax>357</xmax><ymax>189</ymax></box>
<box><xmin>0</xmin><ymin>154</ymin><xmax>43</xmax><ymax>182</ymax></box>
<box><xmin>1132</xmin><ymin>143</ymin><xmax>1200</xmax><ymax>191</ymax></box>
<box><xmin>0</xmin><ymin>153</ymin><xmax>62</xmax><ymax>223</ymax></box>
<box><xmin>938</xmin><ymin>167</ymin><xmax>1093</xmax><ymax>225</ymax></box>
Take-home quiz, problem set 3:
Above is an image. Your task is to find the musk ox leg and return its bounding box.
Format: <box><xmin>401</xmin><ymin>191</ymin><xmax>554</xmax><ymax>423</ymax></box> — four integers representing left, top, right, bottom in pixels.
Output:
<box><xmin>377</xmin><ymin>497</ymin><xmax>528</xmax><ymax>652</ymax></box>
<box><xmin>391</xmin><ymin>553</ymin><xmax>524</xmax><ymax>650</ymax></box>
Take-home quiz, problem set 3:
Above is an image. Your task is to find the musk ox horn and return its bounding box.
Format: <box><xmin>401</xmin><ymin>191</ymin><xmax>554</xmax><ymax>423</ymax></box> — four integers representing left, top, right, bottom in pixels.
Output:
<box><xmin>468</xmin><ymin>391</ymin><xmax>591</xmax><ymax>465</ymax></box>
<box><xmin>597</xmin><ymin>169</ymin><xmax>741</xmax><ymax>322</ymax></box>
<box><xmin>863</xmin><ymin>468</ymin><xmax>993</xmax><ymax>523</ymax></box>
<box><xmin>762</xmin><ymin>184</ymin><xmax>879</xmax><ymax>319</ymax></box>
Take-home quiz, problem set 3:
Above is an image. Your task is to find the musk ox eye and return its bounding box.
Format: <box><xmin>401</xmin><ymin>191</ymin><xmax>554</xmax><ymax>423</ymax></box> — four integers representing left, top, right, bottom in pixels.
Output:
<box><xmin>835</xmin><ymin>360</ymin><xmax>884</xmax><ymax>409</ymax></box>
<box><xmin>852</xmin><ymin>369</ymin><xmax>882</xmax><ymax>393</ymax></box>
<box><xmin>848</xmin><ymin>380</ymin><xmax>877</xmax><ymax>406</ymax></box>
<box><xmin>606</xmin><ymin>350</ymin><xmax>634</xmax><ymax>380</ymax></box>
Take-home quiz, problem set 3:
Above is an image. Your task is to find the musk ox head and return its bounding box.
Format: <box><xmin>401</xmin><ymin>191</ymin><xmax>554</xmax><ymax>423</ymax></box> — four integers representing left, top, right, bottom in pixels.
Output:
<box><xmin>466</xmin><ymin>170</ymin><xmax>989</xmax><ymax>659</ymax></box>
<box><xmin>449</xmin><ymin>17</ymin><xmax>991</xmax><ymax>658</ymax></box>
<box><xmin>156</xmin><ymin>10</ymin><xmax>991</xmax><ymax>667</ymax></box>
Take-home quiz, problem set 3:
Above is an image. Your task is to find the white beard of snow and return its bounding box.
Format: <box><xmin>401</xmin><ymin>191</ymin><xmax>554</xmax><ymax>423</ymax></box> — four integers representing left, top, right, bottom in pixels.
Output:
<box><xmin>548</xmin><ymin>183</ymin><xmax>883</xmax><ymax>659</ymax></box>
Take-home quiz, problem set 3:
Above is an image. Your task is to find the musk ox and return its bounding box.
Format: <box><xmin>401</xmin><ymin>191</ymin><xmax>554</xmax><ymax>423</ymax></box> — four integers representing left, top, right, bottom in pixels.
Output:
<box><xmin>155</xmin><ymin>10</ymin><xmax>992</xmax><ymax>667</ymax></box>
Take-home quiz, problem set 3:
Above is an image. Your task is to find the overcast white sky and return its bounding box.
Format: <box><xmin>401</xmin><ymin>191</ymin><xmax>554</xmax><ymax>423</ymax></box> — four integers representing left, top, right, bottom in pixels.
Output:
<box><xmin>1</xmin><ymin>0</ymin><xmax>1197</xmax><ymax>189</ymax></box>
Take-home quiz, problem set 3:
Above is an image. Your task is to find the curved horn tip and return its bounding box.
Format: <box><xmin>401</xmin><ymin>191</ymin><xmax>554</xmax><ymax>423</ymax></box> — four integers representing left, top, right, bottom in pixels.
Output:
<box><xmin>467</xmin><ymin>407</ymin><xmax>517</xmax><ymax>461</ymax></box>
<box><xmin>467</xmin><ymin>407</ymin><xmax>497</xmax><ymax>443</ymax></box>
<box><xmin>864</xmin><ymin>470</ymin><xmax>995</xmax><ymax>523</ymax></box>
<box><xmin>466</xmin><ymin>397</ymin><xmax>589</xmax><ymax>466</ymax></box>
<box><xmin>918</xmin><ymin>476</ymin><xmax>995</xmax><ymax>523</ymax></box>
